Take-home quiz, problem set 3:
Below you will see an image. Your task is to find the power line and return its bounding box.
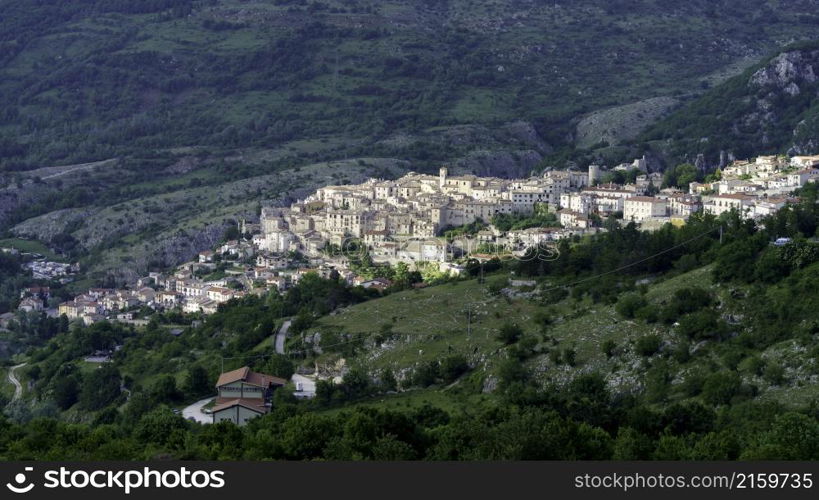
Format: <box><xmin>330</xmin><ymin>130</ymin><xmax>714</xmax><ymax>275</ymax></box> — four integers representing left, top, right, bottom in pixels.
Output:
<box><xmin>218</xmin><ymin>224</ymin><xmax>722</xmax><ymax>370</ymax></box>
<box><xmin>538</xmin><ymin>225</ymin><xmax>721</xmax><ymax>294</ymax></box>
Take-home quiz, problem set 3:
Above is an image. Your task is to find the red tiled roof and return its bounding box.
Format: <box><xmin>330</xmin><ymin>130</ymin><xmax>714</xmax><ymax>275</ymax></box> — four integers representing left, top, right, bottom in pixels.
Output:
<box><xmin>212</xmin><ymin>398</ymin><xmax>268</xmax><ymax>414</ymax></box>
<box><xmin>215</xmin><ymin>366</ymin><xmax>287</xmax><ymax>388</ymax></box>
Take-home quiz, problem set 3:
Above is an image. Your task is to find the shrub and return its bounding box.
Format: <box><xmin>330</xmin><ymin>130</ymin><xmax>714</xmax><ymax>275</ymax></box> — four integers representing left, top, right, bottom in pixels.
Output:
<box><xmin>701</xmin><ymin>371</ymin><xmax>742</xmax><ymax>405</ymax></box>
<box><xmin>634</xmin><ymin>334</ymin><xmax>662</xmax><ymax>357</ymax></box>
<box><xmin>601</xmin><ymin>339</ymin><xmax>617</xmax><ymax>358</ymax></box>
<box><xmin>615</xmin><ymin>292</ymin><xmax>647</xmax><ymax>319</ymax></box>
<box><xmin>497</xmin><ymin>323</ymin><xmax>523</xmax><ymax>345</ymax></box>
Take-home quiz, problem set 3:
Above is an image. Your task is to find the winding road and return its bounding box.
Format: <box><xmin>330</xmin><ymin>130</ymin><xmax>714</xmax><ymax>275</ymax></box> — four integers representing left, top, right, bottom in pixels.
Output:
<box><xmin>7</xmin><ymin>363</ymin><xmax>26</xmax><ymax>403</ymax></box>
<box><xmin>275</xmin><ymin>319</ymin><xmax>291</xmax><ymax>354</ymax></box>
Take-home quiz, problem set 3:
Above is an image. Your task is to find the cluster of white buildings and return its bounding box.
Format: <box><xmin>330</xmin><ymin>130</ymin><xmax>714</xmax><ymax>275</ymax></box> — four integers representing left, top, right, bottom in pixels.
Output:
<box><xmin>24</xmin><ymin>260</ymin><xmax>78</xmax><ymax>282</ymax></box>
<box><xmin>255</xmin><ymin>167</ymin><xmax>595</xmax><ymax>267</ymax></box>
<box><xmin>692</xmin><ymin>155</ymin><xmax>819</xmax><ymax>219</ymax></box>
<box><xmin>56</xmin><ymin>260</ymin><xmax>253</xmax><ymax>324</ymax></box>
<box><xmin>45</xmin><ymin>154</ymin><xmax>819</xmax><ymax>323</ymax></box>
<box><xmin>250</xmin><ymin>156</ymin><xmax>819</xmax><ymax>275</ymax></box>
<box><xmin>558</xmin><ymin>155</ymin><xmax>819</xmax><ymax>229</ymax></box>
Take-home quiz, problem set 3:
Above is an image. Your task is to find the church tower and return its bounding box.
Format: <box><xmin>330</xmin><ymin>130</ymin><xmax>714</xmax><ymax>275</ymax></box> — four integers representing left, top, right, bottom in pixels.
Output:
<box><xmin>439</xmin><ymin>166</ymin><xmax>448</xmax><ymax>189</ymax></box>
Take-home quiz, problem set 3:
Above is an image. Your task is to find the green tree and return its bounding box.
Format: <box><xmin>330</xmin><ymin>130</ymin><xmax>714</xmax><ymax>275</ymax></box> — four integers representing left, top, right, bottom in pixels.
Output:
<box><xmin>497</xmin><ymin>323</ymin><xmax>523</xmax><ymax>345</ymax></box>
<box><xmin>615</xmin><ymin>292</ymin><xmax>647</xmax><ymax>319</ymax></box>
<box><xmin>79</xmin><ymin>365</ymin><xmax>122</xmax><ymax>411</ymax></box>
<box><xmin>701</xmin><ymin>371</ymin><xmax>742</xmax><ymax>406</ymax></box>
<box><xmin>151</xmin><ymin>375</ymin><xmax>181</xmax><ymax>403</ymax></box>
<box><xmin>183</xmin><ymin>365</ymin><xmax>212</xmax><ymax>397</ymax></box>
<box><xmin>52</xmin><ymin>376</ymin><xmax>80</xmax><ymax>410</ymax></box>
<box><xmin>634</xmin><ymin>334</ymin><xmax>662</xmax><ymax>357</ymax></box>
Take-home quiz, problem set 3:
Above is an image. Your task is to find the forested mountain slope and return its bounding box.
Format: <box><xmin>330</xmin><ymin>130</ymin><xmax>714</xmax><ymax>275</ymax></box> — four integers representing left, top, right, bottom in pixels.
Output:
<box><xmin>2</xmin><ymin>0</ymin><xmax>819</xmax><ymax>280</ymax></box>
<box><xmin>641</xmin><ymin>41</ymin><xmax>819</xmax><ymax>166</ymax></box>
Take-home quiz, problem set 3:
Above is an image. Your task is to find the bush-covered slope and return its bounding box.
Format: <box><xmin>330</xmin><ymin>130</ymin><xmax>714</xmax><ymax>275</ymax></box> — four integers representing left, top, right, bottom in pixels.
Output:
<box><xmin>2</xmin><ymin>0</ymin><xmax>819</xmax><ymax>171</ymax></box>
<box><xmin>641</xmin><ymin>41</ymin><xmax>819</xmax><ymax>164</ymax></box>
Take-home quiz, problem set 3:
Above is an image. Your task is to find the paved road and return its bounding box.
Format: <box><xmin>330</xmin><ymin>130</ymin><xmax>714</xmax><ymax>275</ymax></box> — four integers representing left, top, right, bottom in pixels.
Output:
<box><xmin>275</xmin><ymin>319</ymin><xmax>291</xmax><ymax>354</ymax></box>
<box><xmin>7</xmin><ymin>363</ymin><xmax>26</xmax><ymax>403</ymax></box>
<box><xmin>182</xmin><ymin>397</ymin><xmax>214</xmax><ymax>424</ymax></box>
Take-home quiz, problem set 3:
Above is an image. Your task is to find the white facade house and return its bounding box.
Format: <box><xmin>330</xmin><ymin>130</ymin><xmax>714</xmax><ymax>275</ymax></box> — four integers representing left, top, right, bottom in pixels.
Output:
<box><xmin>624</xmin><ymin>196</ymin><xmax>668</xmax><ymax>223</ymax></box>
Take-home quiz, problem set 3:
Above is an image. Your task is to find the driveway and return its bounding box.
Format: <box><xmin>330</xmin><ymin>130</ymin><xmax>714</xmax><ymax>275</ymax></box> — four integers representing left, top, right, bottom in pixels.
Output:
<box><xmin>182</xmin><ymin>396</ymin><xmax>214</xmax><ymax>424</ymax></box>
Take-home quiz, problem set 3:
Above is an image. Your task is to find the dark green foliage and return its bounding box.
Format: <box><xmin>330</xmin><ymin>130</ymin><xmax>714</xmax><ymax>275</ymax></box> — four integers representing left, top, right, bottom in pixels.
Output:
<box><xmin>255</xmin><ymin>354</ymin><xmax>295</xmax><ymax>380</ymax></box>
<box><xmin>662</xmin><ymin>163</ymin><xmax>700</xmax><ymax>190</ymax></box>
<box><xmin>438</xmin><ymin>355</ymin><xmax>469</xmax><ymax>384</ymax></box>
<box><xmin>634</xmin><ymin>334</ymin><xmax>662</xmax><ymax>357</ymax></box>
<box><xmin>183</xmin><ymin>365</ymin><xmax>212</xmax><ymax>397</ymax></box>
<box><xmin>51</xmin><ymin>375</ymin><xmax>80</xmax><ymax>410</ymax></box>
<box><xmin>515</xmin><ymin>213</ymin><xmax>723</xmax><ymax>301</ymax></box>
<box><xmin>601</xmin><ymin>339</ymin><xmax>617</xmax><ymax>358</ymax></box>
<box><xmin>151</xmin><ymin>375</ymin><xmax>181</xmax><ymax>403</ymax></box>
<box><xmin>659</xmin><ymin>287</ymin><xmax>713</xmax><ymax>323</ymax></box>
<box><xmin>641</xmin><ymin>41</ymin><xmax>819</xmax><ymax>161</ymax></box>
<box><xmin>615</xmin><ymin>292</ymin><xmax>647</xmax><ymax>319</ymax></box>
<box><xmin>677</xmin><ymin>310</ymin><xmax>725</xmax><ymax>341</ymax></box>
<box><xmin>701</xmin><ymin>371</ymin><xmax>743</xmax><ymax>406</ymax></box>
<box><xmin>496</xmin><ymin>323</ymin><xmax>523</xmax><ymax>345</ymax></box>
<box><xmin>79</xmin><ymin>364</ymin><xmax>122</xmax><ymax>411</ymax></box>
<box><xmin>491</xmin><ymin>211</ymin><xmax>560</xmax><ymax>232</ymax></box>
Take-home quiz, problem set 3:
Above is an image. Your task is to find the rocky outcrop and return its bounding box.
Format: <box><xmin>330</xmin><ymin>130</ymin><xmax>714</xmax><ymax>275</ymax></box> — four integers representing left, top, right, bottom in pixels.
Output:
<box><xmin>749</xmin><ymin>50</ymin><xmax>818</xmax><ymax>92</ymax></box>
<box><xmin>646</xmin><ymin>45</ymin><xmax>819</xmax><ymax>166</ymax></box>
<box><xmin>11</xmin><ymin>208</ymin><xmax>97</xmax><ymax>243</ymax></box>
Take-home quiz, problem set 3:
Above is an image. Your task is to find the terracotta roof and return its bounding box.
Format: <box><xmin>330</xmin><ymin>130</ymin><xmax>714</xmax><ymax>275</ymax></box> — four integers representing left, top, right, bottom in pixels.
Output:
<box><xmin>215</xmin><ymin>366</ymin><xmax>287</xmax><ymax>388</ymax></box>
<box><xmin>212</xmin><ymin>398</ymin><xmax>268</xmax><ymax>414</ymax></box>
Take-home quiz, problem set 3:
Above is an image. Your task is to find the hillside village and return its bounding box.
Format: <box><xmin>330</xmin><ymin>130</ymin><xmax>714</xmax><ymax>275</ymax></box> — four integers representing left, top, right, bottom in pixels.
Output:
<box><xmin>10</xmin><ymin>154</ymin><xmax>819</xmax><ymax>329</ymax></box>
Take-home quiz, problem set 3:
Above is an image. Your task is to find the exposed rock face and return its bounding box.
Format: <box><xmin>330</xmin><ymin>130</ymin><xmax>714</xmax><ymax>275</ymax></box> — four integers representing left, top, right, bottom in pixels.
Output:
<box><xmin>12</xmin><ymin>208</ymin><xmax>97</xmax><ymax>243</ymax></box>
<box><xmin>749</xmin><ymin>50</ymin><xmax>818</xmax><ymax>91</ymax></box>
<box><xmin>747</xmin><ymin>48</ymin><xmax>819</xmax><ymax>154</ymax></box>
